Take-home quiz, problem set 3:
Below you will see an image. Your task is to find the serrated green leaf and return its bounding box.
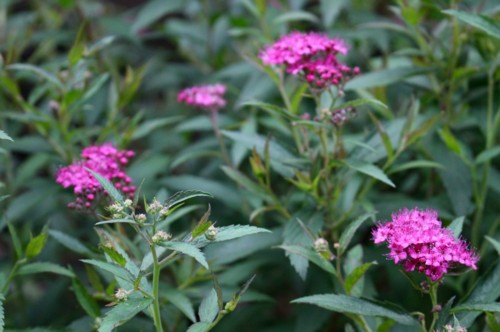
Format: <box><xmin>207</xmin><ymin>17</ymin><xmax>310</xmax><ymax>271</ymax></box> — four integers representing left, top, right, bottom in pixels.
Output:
<box><xmin>345</xmin><ymin>161</ymin><xmax>395</xmax><ymax>187</ymax></box>
<box><xmin>194</xmin><ymin>225</ymin><xmax>271</xmax><ymax>248</ymax></box>
<box><xmin>158</xmin><ymin>241</ymin><xmax>209</xmax><ymax>269</ymax></box>
<box><xmin>72</xmin><ymin>277</ymin><xmax>101</xmax><ymax>318</ymax></box>
<box><xmin>17</xmin><ymin>262</ymin><xmax>75</xmax><ymax>278</ymax></box>
<box><xmin>447</xmin><ymin>216</ymin><xmax>465</xmax><ymax>239</ymax></box>
<box><xmin>450</xmin><ymin>303</ymin><xmax>500</xmax><ymax>313</ymax></box>
<box><xmin>187</xmin><ymin>322</ymin><xmax>211</xmax><ymax>332</ymax></box>
<box><xmin>278</xmin><ymin>245</ymin><xmax>336</xmax><ymax>275</ymax></box>
<box><xmin>162</xmin><ymin>286</ymin><xmax>196</xmax><ymax>322</ymax></box>
<box><xmin>49</xmin><ymin>229</ymin><xmax>93</xmax><ymax>256</ymax></box>
<box><xmin>443</xmin><ymin>9</ymin><xmax>500</xmax><ymax>39</ymax></box>
<box><xmin>86</xmin><ymin>168</ymin><xmax>124</xmax><ymax>203</ymax></box>
<box><xmin>26</xmin><ymin>231</ymin><xmax>48</xmax><ymax>259</ymax></box>
<box><xmin>338</xmin><ymin>212</ymin><xmax>375</xmax><ymax>256</ymax></box>
<box><xmin>292</xmin><ymin>294</ymin><xmax>417</xmax><ymax>325</ymax></box>
<box><xmin>199</xmin><ymin>288</ymin><xmax>218</xmax><ymax>323</ymax></box>
<box><xmin>101</xmin><ymin>245</ymin><xmax>127</xmax><ymax>267</ymax></box>
<box><xmin>98</xmin><ymin>297</ymin><xmax>153</xmax><ymax>332</ymax></box>
<box><xmin>476</xmin><ymin>146</ymin><xmax>500</xmax><ymax>164</ymax></box>
<box><xmin>0</xmin><ymin>130</ymin><xmax>13</xmax><ymax>142</ymax></box>
<box><xmin>82</xmin><ymin>259</ymin><xmax>133</xmax><ymax>282</ymax></box>
<box><xmin>165</xmin><ymin>190</ymin><xmax>212</xmax><ymax>209</ymax></box>
<box><xmin>345</xmin><ymin>262</ymin><xmax>377</xmax><ymax>295</ymax></box>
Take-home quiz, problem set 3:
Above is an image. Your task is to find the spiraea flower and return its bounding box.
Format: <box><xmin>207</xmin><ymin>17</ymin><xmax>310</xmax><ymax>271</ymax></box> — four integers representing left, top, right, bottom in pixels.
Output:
<box><xmin>56</xmin><ymin>143</ymin><xmax>135</xmax><ymax>209</ymax></box>
<box><xmin>177</xmin><ymin>83</ymin><xmax>226</xmax><ymax>111</ymax></box>
<box><xmin>259</xmin><ymin>31</ymin><xmax>359</xmax><ymax>90</ymax></box>
<box><xmin>372</xmin><ymin>208</ymin><xmax>478</xmax><ymax>281</ymax></box>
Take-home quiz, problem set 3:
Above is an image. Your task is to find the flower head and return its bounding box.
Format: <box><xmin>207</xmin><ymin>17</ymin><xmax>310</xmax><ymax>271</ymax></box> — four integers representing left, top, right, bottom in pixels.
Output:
<box><xmin>372</xmin><ymin>208</ymin><xmax>478</xmax><ymax>281</ymax></box>
<box><xmin>259</xmin><ymin>31</ymin><xmax>359</xmax><ymax>90</ymax></box>
<box><xmin>177</xmin><ymin>83</ymin><xmax>226</xmax><ymax>111</ymax></box>
<box><xmin>56</xmin><ymin>143</ymin><xmax>135</xmax><ymax>209</ymax></box>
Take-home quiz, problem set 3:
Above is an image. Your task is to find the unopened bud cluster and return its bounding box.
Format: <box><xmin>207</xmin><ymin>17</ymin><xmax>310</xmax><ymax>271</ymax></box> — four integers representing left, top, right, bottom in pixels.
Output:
<box><xmin>314</xmin><ymin>238</ymin><xmax>335</xmax><ymax>261</ymax></box>
<box><xmin>205</xmin><ymin>225</ymin><xmax>218</xmax><ymax>241</ymax></box>
<box><xmin>152</xmin><ymin>230</ymin><xmax>172</xmax><ymax>244</ymax></box>
<box><xmin>114</xmin><ymin>288</ymin><xmax>129</xmax><ymax>301</ymax></box>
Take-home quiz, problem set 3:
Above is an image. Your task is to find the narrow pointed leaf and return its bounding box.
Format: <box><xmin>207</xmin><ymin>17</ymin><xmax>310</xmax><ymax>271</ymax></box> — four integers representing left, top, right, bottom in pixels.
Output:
<box><xmin>86</xmin><ymin>168</ymin><xmax>124</xmax><ymax>203</ymax></box>
<box><xmin>278</xmin><ymin>245</ymin><xmax>336</xmax><ymax>275</ymax></box>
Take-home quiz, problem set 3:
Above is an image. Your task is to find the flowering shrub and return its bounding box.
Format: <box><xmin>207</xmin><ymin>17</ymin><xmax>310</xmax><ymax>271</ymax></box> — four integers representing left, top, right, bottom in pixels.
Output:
<box><xmin>1</xmin><ymin>1</ymin><xmax>499</xmax><ymax>332</ymax></box>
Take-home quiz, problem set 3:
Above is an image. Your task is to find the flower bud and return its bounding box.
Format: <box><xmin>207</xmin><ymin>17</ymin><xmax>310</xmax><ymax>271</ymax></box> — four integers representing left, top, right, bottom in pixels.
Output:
<box><xmin>135</xmin><ymin>213</ymin><xmax>147</xmax><ymax>224</ymax></box>
<box><xmin>124</xmin><ymin>199</ymin><xmax>133</xmax><ymax>207</ymax></box>
<box><xmin>152</xmin><ymin>230</ymin><xmax>172</xmax><ymax>244</ymax></box>
<box><xmin>205</xmin><ymin>225</ymin><xmax>218</xmax><ymax>241</ymax></box>
<box><xmin>115</xmin><ymin>288</ymin><xmax>128</xmax><ymax>301</ymax></box>
<box><xmin>147</xmin><ymin>199</ymin><xmax>162</xmax><ymax>214</ymax></box>
<box><xmin>224</xmin><ymin>299</ymin><xmax>237</xmax><ymax>313</ymax></box>
<box><xmin>314</xmin><ymin>238</ymin><xmax>335</xmax><ymax>261</ymax></box>
<box><xmin>159</xmin><ymin>207</ymin><xmax>169</xmax><ymax>218</ymax></box>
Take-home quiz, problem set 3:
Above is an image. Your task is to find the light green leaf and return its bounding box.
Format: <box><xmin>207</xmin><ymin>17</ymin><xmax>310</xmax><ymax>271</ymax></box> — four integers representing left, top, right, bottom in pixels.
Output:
<box><xmin>451</xmin><ymin>303</ymin><xmax>500</xmax><ymax>313</ymax></box>
<box><xmin>220</xmin><ymin>166</ymin><xmax>274</xmax><ymax>202</ymax></box>
<box><xmin>49</xmin><ymin>229</ymin><xmax>93</xmax><ymax>256</ymax></box>
<box><xmin>345</xmin><ymin>262</ymin><xmax>377</xmax><ymax>296</ymax></box>
<box><xmin>447</xmin><ymin>216</ymin><xmax>465</xmax><ymax>239</ymax></box>
<box><xmin>98</xmin><ymin>297</ymin><xmax>153</xmax><ymax>332</ymax></box>
<box><xmin>475</xmin><ymin>146</ymin><xmax>500</xmax><ymax>164</ymax></box>
<box><xmin>443</xmin><ymin>9</ymin><xmax>500</xmax><ymax>39</ymax></box>
<box><xmin>26</xmin><ymin>231</ymin><xmax>48</xmax><ymax>259</ymax></box>
<box><xmin>101</xmin><ymin>245</ymin><xmax>127</xmax><ymax>267</ymax></box>
<box><xmin>86</xmin><ymin>168</ymin><xmax>124</xmax><ymax>203</ymax></box>
<box><xmin>485</xmin><ymin>236</ymin><xmax>500</xmax><ymax>255</ymax></box>
<box><xmin>197</xmin><ymin>225</ymin><xmax>271</xmax><ymax>246</ymax></box>
<box><xmin>0</xmin><ymin>130</ymin><xmax>13</xmax><ymax>142</ymax></box>
<box><xmin>158</xmin><ymin>241</ymin><xmax>209</xmax><ymax>269</ymax></box>
<box><xmin>17</xmin><ymin>262</ymin><xmax>75</xmax><ymax>278</ymax></box>
<box><xmin>162</xmin><ymin>286</ymin><xmax>196</xmax><ymax>322</ymax></box>
<box><xmin>292</xmin><ymin>294</ymin><xmax>417</xmax><ymax>325</ymax></box>
<box><xmin>165</xmin><ymin>190</ymin><xmax>213</xmax><ymax>209</ymax></box>
<box><xmin>338</xmin><ymin>212</ymin><xmax>375</xmax><ymax>256</ymax></box>
<box><xmin>187</xmin><ymin>322</ymin><xmax>211</xmax><ymax>332</ymax></box>
<box><xmin>199</xmin><ymin>288</ymin><xmax>219</xmax><ymax>323</ymax></box>
<box><xmin>278</xmin><ymin>245</ymin><xmax>336</xmax><ymax>276</ymax></box>
<box><xmin>95</xmin><ymin>219</ymin><xmax>137</xmax><ymax>226</ymax></box>
<box><xmin>345</xmin><ymin>161</ymin><xmax>395</xmax><ymax>187</ymax></box>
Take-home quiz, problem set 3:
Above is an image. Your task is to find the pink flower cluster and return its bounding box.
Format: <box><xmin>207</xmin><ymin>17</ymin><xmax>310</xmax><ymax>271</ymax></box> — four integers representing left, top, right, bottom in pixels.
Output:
<box><xmin>259</xmin><ymin>32</ymin><xmax>359</xmax><ymax>89</ymax></box>
<box><xmin>177</xmin><ymin>84</ymin><xmax>226</xmax><ymax>111</ymax></box>
<box><xmin>56</xmin><ymin>143</ymin><xmax>135</xmax><ymax>209</ymax></box>
<box><xmin>372</xmin><ymin>208</ymin><xmax>478</xmax><ymax>281</ymax></box>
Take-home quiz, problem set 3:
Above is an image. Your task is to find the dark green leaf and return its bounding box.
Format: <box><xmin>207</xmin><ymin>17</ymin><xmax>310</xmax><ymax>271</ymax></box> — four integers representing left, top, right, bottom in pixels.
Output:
<box><xmin>345</xmin><ymin>67</ymin><xmax>431</xmax><ymax>90</ymax></box>
<box><xmin>450</xmin><ymin>303</ymin><xmax>500</xmax><ymax>313</ymax></box>
<box><xmin>220</xmin><ymin>166</ymin><xmax>274</xmax><ymax>202</ymax></box>
<box><xmin>278</xmin><ymin>245</ymin><xmax>336</xmax><ymax>276</ymax></box>
<box><xmin>292</xmin><ymin>294</ymin><xmax>417</xmax><ymax>325</ymax></box>
<box><xmin>72</xmin><ymin>277</ymin><xmax>101</xmax><ymax>318</ymax></box>
<box><xmin>345</xmin><ymin>161</ymin><xmax>395</xmax><ymax>187</ymax></box>
<box><xmin>17</xmin><ymin>262</ymin><xmax>75</xmax><ymax>278</ymax></box>
<box><xmin>476</xmin><ymin>146</ymin><xmax>500</xmax><ymax>164</ymax></box>
<box><xmin>274</xmin><ymin>11</ymin><xmax>319</xmax><ymax>24</ymax></box>
<box><xmin>388</xmin><ymin>160</ymin><xmax>443</xmax><ymax>174</ymax></box>
<box><xmin>447</xmin><ymin>216</ymin><xmax>465</xmax><ymax>239</ymax></box>
<box><xmin>162</xmin><ymin>286</ymin><xmax>196</xmax><ymax>322</ymax></box>
<box><xmin>485</xmin><ymin>236</ymin><xmax>500</xmax><ymax>255</ymax></box>
<box><xmin>165</xmin><ymin>190</ymin><xmax>213</xmax><ymax>209</ymax></box>
<box><xmin>49</xmin><ymin>229</ymin><xmax>93</xmax><ymax>256</ymax></box>
<box><xmin>7</xmin><ymin>64</ymin><xmax>64</xmax><ymax>90</ymax></box>
<box><xmin>81</xmin><ymin>259</ymin><xmax>133</xmax><ymax>282</ymax></box>
<box><xmin>345</xmin><ymin>262</ymin><xmax>377</xmax><ymax>295</ymax></box>
<box><xmin>338</xmin><ymin>212</ymin><xmax>375</xmax><ymax>256</ymax></box>
<box><xmin>443</xmin><ymin>9</ymin><xmax>500</xmax><ymax>39</ymax></box>
<box><xmin>158</xmin><ymin>241</ymin><xmax>209</xmax><ymax>269</ymax></box>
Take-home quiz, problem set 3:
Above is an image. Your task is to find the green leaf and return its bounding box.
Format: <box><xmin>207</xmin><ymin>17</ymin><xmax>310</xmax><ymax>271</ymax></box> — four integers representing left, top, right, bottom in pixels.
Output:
<box><xmin>68</xmin><ymin>24</ymin><xmax>86</xmax><ymax>66</ymax></box>
<box><xmin>292</xmin><ymin>294</ymin><xmax>417</xmax><ymax>325</ymax></box>
<box><xmin>320</xmin><ymin>0</ymin><xmax>347</xmax><ymax>27</ymax></box>
<box><xmin>475</xmin><ymin>146</ymin><xmax>500</xmax><ymax>164</ymax></box>
<box><xmin>101</xmin><ymin>245</ymin><xmax>127</xmax><ymax>267</ymax></box>
<box><xmin>388</xmin><ymin>160</ymin><xmax>443</xmax><ymax>174</ymax></box>
<box><xmin>159</xmin><ymin>241</ymin><xmax>209</xmax><ymax>269</ymax></box>
<box><xmin>485</xmin><ymin>236</ymin><xmax>500</xmax><ymax>255</ymax></box>
<box><xmin>95</xmin><ymin>219</ymin><xmax>137</xmax><ymax>226</ymax></box>
<box><xmin>0</xmin><ymin>130</ymin><xmax>13</xmax><ymax>142</ymax></box>
<box><xmin>0</xmin><ymin>294</ymin><xmax>4</xmax><ymax>331</ymax></box>
<box><xmin>240</xmin><ymin>100</ymin><xmax>298</xmax><ymax>120</ymax></box>
<box><xmin>187</xmin><ymin>322</ymin><xmax>211</xmax><ymax>332</ymax></box>
<box><xmin>132</xmin><ymin>116</ymin><xmax>183</xmax><ymax>140</ymax></box>
<box><xmin>345</xmin><ymin>67</ymin><xmax>431</xmax><ymax>90</ymax></box>
<box><xmin>450</xmin><ymin>303</ymin><xmax>500</xmax><ymax>313</ymax></box>
<box><xmin>274</xmin><ymin>11</ymin><xmax>319</xmax><ymax>25</ymax></box>
<box><xmin>198</xmin><ymin>225</ymin><xmax>271</xmax><ymax>246</ymax></box>
<box><xmin>447</xmin><ymin>216</ymin><xmax>465</xmax><ymax>239</ymax></box>
<box><xmin>438</xmin><ymin>127</ymin><xmax>462</xmax><ymax>156</ymax></box>
<box><xmin>199</xmin><ymin>288</ymin><xmax>219</xmax><ymax>323</ymax></box>
<box><xmin>334</xmin><ymin>98</ymin><xmax>388</xmax><ymax>112</ymax></box>
<box><xmin>345</xmin><ymin>262</ymin><xmax>377</xmax><ymax>295</ymax></box>
<box><xmin>7</xmin><ymin>64</ymin><xmax>64</xmax><ymax>91</ymax></box>
<box><xmin>165</xmin><ymin>190</ymin><xmax>213</xmax><ymax>209</ymax></box>
<box><xmin>443</xmin><ymin>9</ymin><xmax>500</xmax><ymax>39</ymax></box>
<box><xmin>72</xmin><ymin>277</ymin><xmax>101</xmax><ymax>318</ymax></box>
<box><xmin>191</xmin><ymin>207</ymin><xmax>212</xmax><ymax>239</ymax></box>
<box><xmin>220</xmin><ymin>166</ymin><xmax>273</xmax><ymax>202</ymax></box>
<box><xmin>98</xmin><ymin>297</ymin><xmax>153</xmax><ymax>332</ymax></box>
<box><xmin>278</xmin><ymin>245</ymin><xmax>336</xmax><ymax>275</ymax></box>
<box><xmin>81</xmin><ymin>259</ymin><xmax>134</xmax><ymax>282</ymax></box>
<box><xmin>162</xmin><ymin>286</ymin><xmax>196</xmax><ymax>322</ymax></box>
<box><xmin>26</xmin><ymin>231</ymin><xmax>48</xmax><ymax>259</ymax></box>
<box><xmin>132</xmin><ymin>0</ymin><xmax>183</xmax><ymax>33</ymax></box>
<box><xmin>338</xmin><ymin>212</ymin><xmax>375</xmax><ymax>256</ymax></box>
<box><xmin>7</xmin><ymin>221</ymin><xmax>23</xmax><ymax>258</ymax></box>
<box><xmin>49</xmin><ymin>229</ymin><xmax>93</xmax><ymax>256</ymax></box>
<box><xmin>345</xmin><ymin>161</ymin><xmax>395</xmax><ymax>187</ymax></box>
<box><xmin>86</xmin><ymin>168</ymin><xmax>124</xmax><ymax>203</ymax></box>
<box><xmin>452</xmin><ymin>260</ymin><xmax>500</xmax><ymax>327</ymax></box>
<box><xmin>17</xmin><ymin>262</ymin><xmax>75</xmax><ymax>278</ymax></box>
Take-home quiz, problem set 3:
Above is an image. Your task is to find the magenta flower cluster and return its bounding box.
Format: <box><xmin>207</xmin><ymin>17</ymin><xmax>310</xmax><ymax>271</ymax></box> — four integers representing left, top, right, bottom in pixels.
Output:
<box><xmin>56</xmin><ymin>143</ymin><xmax>135</xmax><ymax>209</ymax></box>
<box><xmin>259</xmin><ymin>31</ymin><xmax>359</xmax><ymax>89</ymax></box>
<box><xmin>372</xmin><ymin>208</ymin><xmax>478</xmax><ymax>281</ymax></box>
<box><xmin>177</xmin><ymin>83</ymin><xmax>226</xmax><ymax>111</ymax></box>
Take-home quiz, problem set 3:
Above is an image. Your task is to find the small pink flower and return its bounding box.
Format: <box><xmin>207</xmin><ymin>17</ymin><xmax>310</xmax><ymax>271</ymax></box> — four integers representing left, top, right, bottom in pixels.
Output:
<box><xmin>56</xmin><ymin>143</ymin><xmax>135</xmax><ymax>209</ymax></box>
<box><xmin>177</xmin><ymin>83</ymin><xmax>226</xmax><ymax>111</ymax></box>
<box><xmin>259</xmin><ymin>31</ymin><xmax>359</xmax><ymax>90</ymax></box>
<box><xmin>372</xmin><ymin>208</ymin><xmax>478</xmax><ymax>281</ymax></box>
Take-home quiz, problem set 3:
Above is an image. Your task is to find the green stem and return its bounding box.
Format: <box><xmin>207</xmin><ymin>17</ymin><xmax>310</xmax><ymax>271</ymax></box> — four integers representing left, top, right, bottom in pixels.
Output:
<box><xmin>1</xmin><ymin>259</ymin><xmax>25</xmax><ymax>294</ymax></box>
<box><xmin>151</xmin><ymin>245</ymin><xmax>165</xmax><ymax>332</ymax></box>
<box><xmin>277</xmin><ymin>71</ymin><xmax>304</xmax><ymax>154</ymax></box>
<box><xmin>428</xmin><ymin>282</ymin><xmax>439</xmax><ymax>332</ymax></box>
<box><xmin>209</xmin><ymin>109</ymin><xmax>233</xmax><ymax>167</ymax></box>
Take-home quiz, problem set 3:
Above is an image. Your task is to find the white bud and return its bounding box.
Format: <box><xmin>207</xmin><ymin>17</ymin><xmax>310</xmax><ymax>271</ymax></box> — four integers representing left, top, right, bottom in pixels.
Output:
<box><xmin>205</xmin><ymin>225</ymin><xmax>218</xmax><ymax>241</ymax></box>
<box><xmin>124</xmin><ymin>199</ymin><xmax>133</xmax><ymax>207</ymax></box>
<box><xmin>135</xmin><ymin>213</ymin><xmax>147</xmax><ymax>224</ymax></box>
<box><xmin>314</xmin><ymin>238</ymin><xmax>329</xmax><ymax>252</ymax></box>
<box><xmin>115</xmin><ymin>288</ymin><xmax>128</xmax><ymax>301</ymax></box>
<box><xmin>152</xmin><ymin>230</ymin><xmax>172</xmax><ymax>243</ymax></box>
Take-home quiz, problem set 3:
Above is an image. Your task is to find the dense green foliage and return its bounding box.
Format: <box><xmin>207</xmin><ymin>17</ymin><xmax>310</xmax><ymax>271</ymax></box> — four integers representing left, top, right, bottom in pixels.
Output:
<box><xmin>1</xmin><ymin>0</ymin><xmax>499</xmax><ymax>331</ymax></box>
